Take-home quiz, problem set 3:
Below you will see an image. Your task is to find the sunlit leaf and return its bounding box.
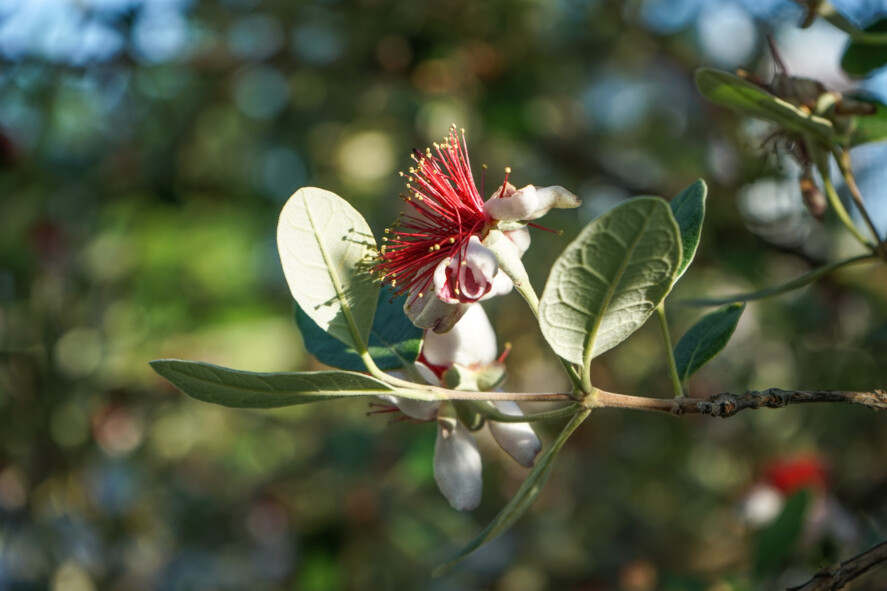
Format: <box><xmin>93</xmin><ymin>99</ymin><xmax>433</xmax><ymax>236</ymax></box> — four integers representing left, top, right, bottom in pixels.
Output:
<box><xmin>539</xmin><ymin>197</ymin><xmax>682</xmax><ymax>366</ymax></box>
<box><xmin>295</xmin><ymin>291</ymin><xmax>422</xmax><ymax>372</ymax></box>
<box><xmin>753</xmin><ymin>490</ymin><xmax>811</xmax><ymax>579</ymax></box>
<box><xmin>150</xmin><ymin>359</ymin><xmax>401</xmax><ymax>408</ymax></box>
<box><xmin>674</xmin><ymin>303</ymin><xmax>745</xmax><ymax>382</ymax></box>
<box><xmin>277</xmin><ymin>187</ymin><xmax>379</xmax><ymax>351</ymax></box>
<box><xmin>841</xmin><ymin>18</ymin><xmax>887</xmax><ymax>78</ymax></box>
<box><xmin>433</xmin><ymin>410</ymin><xmax>590</xmax><ymax>576</ymax></box>
<box><xmin>695</xmin><ymin>68</ymin><xmax>834</xmax><ymax>143</ymax></box>
<box><xmin>849</xmin><ymin>98</ymin><xmax>887</xmax><ymax>147</ymax></box>
<box><xmin>670</xmin><ymin>179</ymin><xmax>707</xmax><ymax>281</ymax></box>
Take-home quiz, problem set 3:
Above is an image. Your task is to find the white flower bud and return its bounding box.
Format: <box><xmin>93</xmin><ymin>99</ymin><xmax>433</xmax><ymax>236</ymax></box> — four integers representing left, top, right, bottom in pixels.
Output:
<box><xmin>422</xmin><ymin>304</ymin><xmax>497</xmax><ymax>369</ymax></box>
<box><xmin>434</xmin><ymin>417</ymin><xmax>483</xmax><ymax>511</ymax></box>
<box><xmin>487</xmin><ymin>401</ymin><xmax>542</xmax><ymax>468</ymax></box>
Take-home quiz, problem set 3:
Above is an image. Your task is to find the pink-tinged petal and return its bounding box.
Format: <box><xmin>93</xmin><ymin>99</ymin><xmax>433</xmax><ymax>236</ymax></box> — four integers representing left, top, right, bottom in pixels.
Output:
<box><xmin>433</xmin><ymin>236</ymin><xmax>498</xmax><ymax>303</ymax></box>
<box><xmin>377</xmin><ymin>394</ymin><xmax>440</xmax><ymax>421</ymax></box>
<box><xmin>403</xmin><ymin>287</ymin><xmax>467</xmax><ymax>333</ymax></box>
<box><xmin>422</xmin><ymin>304</ymin><xmax>497</xmax><ymax>368</ymax></box>
<box><xmin>504</xmin><ymin>227</ymin><xmax>531</xmax><ymax>257</ymax></box>
<box><xmin>487</xmin><ymin>401</ymin><xmax>542</xmax><ymax>468</ymax></box>
<box><xmin>482</xmin><ymin>270</ymin><xmax>514</xmax><ymax>299</ymax></box>
<box><xmin>434</xmin><ymin>417</ymin><xmax>483</xmax><ymax>511</ymax></box>
<box><xmin>484</xmin><ymin>184</ymin><xmax>581</xmax><ymax>222</ymax></box>
<box><xmin>484</xmin><ymin>184</ymin><xmax>540</xmax><ymax>222</ymax></box>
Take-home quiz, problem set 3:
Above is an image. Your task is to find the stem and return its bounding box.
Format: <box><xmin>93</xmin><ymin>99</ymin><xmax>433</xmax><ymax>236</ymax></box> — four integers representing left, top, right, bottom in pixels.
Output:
<box><xmin>789</xmin><ymin>539</ymin><xmax>887</xmax><ymax>591</ymax></box>
<box><xmin>511</xmin><ymin>278</ymin><xmax>587</xmax><ymax>395</ymax></box>
<box><xmin>813</xmin><ymin>1</ymin><xmax>887</xmax><ymax>44</ymax></box>
<box><xmin>816</xmin><ymin>157</ymin><xmax>875</xmax><ymax>250</ymax></box>
<box><xmin>682</xmin><ymin>253</ymin><xmax>878</xmax><ymax>307</ymax></box>
<box><xmin>833</xmin><ymin>147</ymin><xmax>885</xmax><ymax>256</ymax></box>
<box><xmin>587</xmin><ymin>387</ymin><xmax>887</xmax><ymax>416</ymax></box>
<box><xmin>656</xmin><ymin>302</ymin><xmax>685</xmax><ymax>398</ymax></box>
<box><xmin>468</xmin><ymin>401</ymin><xmax>581</xmax><ymax>423</ymax></box>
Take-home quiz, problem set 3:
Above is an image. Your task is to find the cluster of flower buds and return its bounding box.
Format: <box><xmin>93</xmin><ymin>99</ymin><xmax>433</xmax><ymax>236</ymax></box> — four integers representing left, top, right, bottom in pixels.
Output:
<box><xmin>380</xmin><ymin>304</ymin><xmax>541</xmax><ymax>510</ymax></box>
<box><xmin>373</xmin><ymin>126</ymin><xmax>581</xmax><ymax>509</ymax></box>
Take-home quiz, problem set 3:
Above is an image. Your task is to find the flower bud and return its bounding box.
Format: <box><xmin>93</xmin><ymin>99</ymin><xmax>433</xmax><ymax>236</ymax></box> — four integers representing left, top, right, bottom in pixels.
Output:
<box><xmin>487</xmin><ymin>401</ymin><xmax>542</xmax><ymax>468</ymax></box>
<box><xmin>434</xmin><ymin>417</ymin><xmax>483</xmax><ymax>511</ymax></box>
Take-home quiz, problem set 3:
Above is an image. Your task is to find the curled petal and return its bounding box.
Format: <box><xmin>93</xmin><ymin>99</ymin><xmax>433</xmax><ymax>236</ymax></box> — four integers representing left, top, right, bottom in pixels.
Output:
<box><xmin>484</xmin><ymin>185</ymin><xmax>581</xmax><ymax>222</ymax></box>
<box><xmin>504</xmin><ymin>227</ymin><xmax>531</xmax><ymax>257</ymax></box>
<box><xmin>422</xmin><ymin>304</ymin><xmax>497</xmax><ymax>369</ymax></box>
<box><xmin>487</xmin><ymin>401</ymin><xmax>542</xmax><ymax>468</ymax></box>
<box><xmin>483</xmin><ymin>270</ymin><xmax>514</xmax><ymax>299</ymax></box>
<box><xmin>434</xmin><ymin>417</ymin><xmax>483</xmax><ymax>511</ymax></box>
<box><xmin>403</xmin><ymin>286</ymin><xmax>467</xmax><ymax>333</ymax></box>
<box><xmin>434</xmin><ymin>236</ymin><xmax>499</xmax><ymax>303</ymax></box>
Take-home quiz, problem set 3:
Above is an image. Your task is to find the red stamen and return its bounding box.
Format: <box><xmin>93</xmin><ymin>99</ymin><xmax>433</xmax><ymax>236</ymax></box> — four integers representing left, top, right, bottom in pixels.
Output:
<box><xmin>527</xmin><ymin>222</ymin><xmax>561</xmax><ymax>234</ymax></box>
<box><xmin>375</xmin><ymin>125</ymin><xmax>490</xmax><ymax>298</ymax></box>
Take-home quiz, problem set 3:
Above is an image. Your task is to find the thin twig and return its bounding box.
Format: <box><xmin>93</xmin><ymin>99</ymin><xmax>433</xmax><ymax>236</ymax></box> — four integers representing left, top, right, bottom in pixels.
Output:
<box><xmin>590</xmin><ymin>387</ymin><xmax>887</xmax><ymax>417</ymax></box>
<box><xmin>787</xmin><ymin>539</ymin><xmax>887</xmax><ymax>591</ymax></box>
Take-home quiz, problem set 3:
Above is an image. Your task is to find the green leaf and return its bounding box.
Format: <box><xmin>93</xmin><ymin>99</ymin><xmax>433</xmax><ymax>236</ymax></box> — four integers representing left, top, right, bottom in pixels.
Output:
<box><xmin>277</xmin><ymin>187</ymin><xmax>379</xmax><ymax>351</ymax></box>
<box><xmin>433</xmin><ymin>409</ymin><xmax>590</xmax><ymax>576</ymax></box>
<box><xmin>674</xmin><ymin>303</ymin><xmax>745</xmax><ymax>382</ymax></box>
<box><xmin>849</xmin><ymin>98</ymin><xmax>887</xmax><ymax>147</ymax></box>
<box><xmin>683</xmin><ymin>253</ymin><xmax>877</xmax><ymax>307</ymax></box>
<box><xmin>670</xmin><ymin>179</ymin><xmax>707</xmax><ymax>281</ymax></box>
<box><xmin>753</xmin><ymin>490</ymin><xmax>811</xmax><ymax>579</ymax></box>
<box><xmin>841</xmin><ymin>18</ymin><xmax>887</xmax><ymax>78</ymax></box>
<box><xmin>150</xmin><ymin>359</ymin><xmax>402</xmax><ymax>408</ymax></box>
<box><xmin>695</xmin><ymin>68</ymin><xmax>835</xmax><ymax>143</ymax></box>
<box><xmin>539</xmin><ymin>197</ymin><xmax>682</xmax><ymax>366</ymax></box>
<box><xmin>295</xmin><ymin>291</ymin><xmax>423</xmax><ymax>372</ymax></box>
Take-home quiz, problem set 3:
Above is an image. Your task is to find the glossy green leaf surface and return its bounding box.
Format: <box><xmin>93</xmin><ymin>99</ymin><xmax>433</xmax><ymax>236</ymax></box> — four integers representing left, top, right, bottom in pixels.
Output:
<box><xmin>150</xmin><ymin>359</ymin><xmax>399</xmax><ymax>408</ymax></box>
<box><xmin>670</xmin><ymin>179</ymin><xmax>707</xmax><ymax>281</ymax></box>
<box><xmin>539</xmin><ymin>197</ymin><xmax>682</xmax><ymax>365</ymax></box>
<box><xmin>295</xmin><ymin>291</ymin><xmax>422</xmax><ymax>372</ymax></box>
<box><xmin>841</xmin><ymin>18</ymin><xmax>887</xmax><ymax>77</ymax></box>
<box><xmin>674</xmin><ymin>303</ymin><xmax>745</xmax><ymax>382</ymax></box>
<box><xmin>695</xmin><ymin>68</ymin><xmax>834</xmax><ymax>143</ymax></box>
<box><xmin>277</xmin><ymin>187</ymin><xmax>379</xmax><ymax>351</ymax></box>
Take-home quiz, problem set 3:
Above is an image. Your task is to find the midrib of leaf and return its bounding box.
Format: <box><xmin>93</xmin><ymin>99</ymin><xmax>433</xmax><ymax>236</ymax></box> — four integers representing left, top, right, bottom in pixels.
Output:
<box><xmin>155</xmin><ymin>363</ymin><xmax>393</xmax><ymax>395</ymax></box>
<box><xmin>582</xmin><ymin>211</ymin><xmax>654</xmax><ymax>370</ymax></box>
<box><xmin>304</xmin><ymin>197</ymin><xmax>369</xmax><ymax>354</ymax></box>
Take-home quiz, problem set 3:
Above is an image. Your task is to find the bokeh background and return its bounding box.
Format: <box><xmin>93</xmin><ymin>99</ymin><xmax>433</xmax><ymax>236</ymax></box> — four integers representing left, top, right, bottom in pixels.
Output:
<box><xmin>2</xmin><ymin>0</ymin><xmax>887</xmax><ymax>589</ymax></box>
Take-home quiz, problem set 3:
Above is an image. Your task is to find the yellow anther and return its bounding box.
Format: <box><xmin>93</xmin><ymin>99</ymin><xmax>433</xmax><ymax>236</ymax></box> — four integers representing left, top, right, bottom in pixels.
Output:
<box><xmin>449</xmin><ymin>237</ymin><xmax>455</xmax><ymax>243</ymax></box>
<box><xmin>417</xmin><ymin>292</ymin><xmax>424</xmax><ymax>298</ymax></box>
<box><xmin>454</xmin><ymin>288</ymin><xmax>460</xmax><ymax>295</ymax></box>
<box><xmin>391</xmin><ymin>279</ymin><xmax>397</xmax><ymax>286</ymax></box>
<box><xmin>505</xmin><ymin>166</ymin><xmax>512</xmax><ymax>174</ymax></box>
<box><xmin>433</xmin><ymin>244</ymin><xmax>441</xmax><ymax>251</ymax></box>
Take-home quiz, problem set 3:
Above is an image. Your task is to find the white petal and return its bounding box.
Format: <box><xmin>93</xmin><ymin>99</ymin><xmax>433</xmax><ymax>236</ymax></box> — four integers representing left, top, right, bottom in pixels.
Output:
<box><xmin>434</xmin><ymin>417</ymin><xmax>483</xmax><ymax>511</ymax></box>
<box><xmin>483</xmin><ymin>185</ymin><xmax>540</xmax><ymax>222</ymax></box>
<box><xmin>487</xmin><ymin>401</ymin><xmax>542</xmax><ymax>468</ymax></box>
<box><xmin>482</xmin><ymin>270</ymin><xmax>514</xmax><ymax>299</ymax></box>
<box><xmin>403</xmin><ymin>286</ymin><xmax>467</xmax><ymax>334</ymax></box>
<box><xmin>376</xmin><ymin>394</ymin><xmax>440</xmax><ymax>421</ymax></box>
<box><xmin>524</xmin><ymin>185</ymin><xmax>581</xmax><ymax>220</ymax></box>
<box><xmin>433</xmin><ymin>236</ymin><xmax>499</xmax><ymax>303</ymax></box>
<box><xmin>504</xmin><ymin>227</ymin><xmax>531</xmax><ymax>257</ymax></box>
<box><xmin>422</xmin><ymin>303</ymin><xmax>497</xmax><ymax>368</ymax></box>
<box><xmin>483</xmin><ymin>184</ymin><xmax>581</xmax><ymax>222</ymax></box>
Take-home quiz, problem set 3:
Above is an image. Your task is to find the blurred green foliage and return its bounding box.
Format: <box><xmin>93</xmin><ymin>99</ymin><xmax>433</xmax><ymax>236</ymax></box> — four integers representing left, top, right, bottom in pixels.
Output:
<box><xmin>2</xmin><ymin>0</ymin><xmax>887</xmax><ymax>589</ymax></box>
